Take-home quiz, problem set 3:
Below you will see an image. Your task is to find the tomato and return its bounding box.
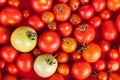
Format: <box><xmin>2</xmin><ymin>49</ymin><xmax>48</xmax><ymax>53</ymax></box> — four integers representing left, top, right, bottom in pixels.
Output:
<box><xmin>93</xmin><ymin>59</ymin><xmax>106</xmax><ymax>71</ymax></box>
<box><xmin>34</xmin><ymin>54</ymin><xmax>58</xmax><ymax>78</ymax></box>
<box><xmin>98</xmin><ymin>71</ymin><xmax>108</xmax><ymax>80</ymax></box>
<box><xmin>57</xmin><ymin>0</ymin><xmax>69</xmax><ymax>3</ymax></box>
<box><xmin>47</xmin><ymin>21</ymin><xmax>57</xmax><ymax>31</ymax></box>
<box><xmin>58</xmin><ymin>22</ymin><xmax>73</xmax><ymax>37</ymax></box>
<box><xmin>56</xmin><ymin>51</ymin><xmax>69</xmax><ymax>63</ymax></box>
<box><xmin>27</xmin><ymin>15</ymin><xmax>45</xmax><ymax>31</ymax></box>
<box><xmin>3</xmin><ymin>74</ymin><xmax>17</xmax><ymax>80</ymax></box>
<box><xmin>71</xmin><ymin>51</ymin><xmax>81</xmax><ymax>61</ymax></box>
<box><xmin>16</xmin><ymin>53</ymin><xmax>34</xmax><ymax>72</ymax></box>
<box><xmin>6</xmin><ymin>63</ymin><xmax>18</xmax><ymax>74</ymax></box>
<box><xmin>38</xmin><ymin>31</ymin><xmax>61</xmax><ymax>53</ymax></box>
<box><xmin>100</xmin><ymin>9</ymin><xmax>112</xmax><ymax>20</ymax></box>
<box><xmin>10</xmin><ymin>26</ymin><xmax>37</xmax><ymax>52</ymax></box>
<box><xmin>57</xmin><ymin>63</ymin><xmax>70</xmax><ymax>76</ymax></box>
<box><xmin>0</xmin><ymin>26</ymin><xmax>10</xmax><ymax>44</ymax></box>
<box><xmin>107</xmin><ymin>59</ymin><xmax>120</xmax><ymax>72</ymax></box>
<box><xmin>61</xmin><ymin>37</ymin><xmax>77</xmax><ymax>53</ymax></box>
<box><xmin>31</xmin><ymin>0</ymin><xmax>53</xmax><ymax>12</ymax></box>
<box><xmin>116</xmin><ymin>14</ymin><xmax>120</xmax><ymax>32</ymax></box>
<box><xmin>69</xmin><ymin>0</ymin><xmax>80</xmax><ymax>11</ymax></box>
<box><xmin>32</xmin><ymin>48</ymin><xmax>42</xmax><ymax>57</ymax></box>
<box><xmin>92</xmin><ymin>0</ymin><xmax>106</xmax><ymax>12</ymax></box>
<box><xmin>74</xmin><ymin>23</ymin><xmax>95</xmax><ymax>44</ymax></box>
<box><xmin>72</xmin><ymin>60</ymin><xmax>92</xmax><ymax>80</ymax></box>
<box><xmin>108</xmin><ymin>73</ymin><xmax>120</xmax><ymax>80</ymax></box>
<box><xmin>0</xmin><ymin>45</ymin><xmax>18</xmax><ymax>63</ymax></box>
<box><xmin>108</xmin><ymin>48</ymin><xmax>119</xmax><ymax>59</ymax></box>
<box><xmin>0</xmin><ymin>59</ymin><xmax>5</xmax><ymax>70</ymax></box>
<box><xmin>89</xmin><ymin>16</ymin><xmax>102</xmax><ymax>28</ymax></box>
<box><xmin>53</xmin><ymin>3</ymin><xmax>71</xmax><ymax>21</ymax></box>
<box><xmin>8</xmin><ymin>0</ymin><xmax>20</xmax><ymax>7</ymax></box>
<box><xmin>49</xmin><ymin>73</ymin><xmax>65</xmax><ymax>80</ymax></box>
<box><xmin>82</xmin><ymin>43</ymin><xmax>101</xmax><ymax>63</ymax></box>
<box><xmin>0</xmin><ymin>0</ymin><xmax>7</xmax><ymax>6</ymax></box>
<box><xmin>107</xmin><ymin>0</ymin><xmax>120</xmax><ymax>11</ymax></box>
<box><xmin>78</xmin><ymin>5</ymin><xmax>95</xmax><ymax>20</ymax></box>
<box><xmin>0</xmin><ymin>7</ymin><xmax>22</xmax><ymax>26</ymax></box>
<box><xmin>101</xmin><ymin>20</ymin><xmax>118</xmax><ymax>41</ymax></box>
<box><xmin>22</xmin><ymin>9</ymin><xmax>31</xmax><ymax>19</ymax></box>
<box><xmin>41</xmin><ymin>11</ymin><xmax>55</xmax><ymax>23</ymax></box>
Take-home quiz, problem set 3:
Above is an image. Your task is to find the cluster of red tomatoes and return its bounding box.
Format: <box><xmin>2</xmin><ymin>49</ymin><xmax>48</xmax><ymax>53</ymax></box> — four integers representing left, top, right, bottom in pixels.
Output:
<box><xmin>0</xmin><ymin>0</ymin><xmax>120</xmax><ymax>80</ymax></box>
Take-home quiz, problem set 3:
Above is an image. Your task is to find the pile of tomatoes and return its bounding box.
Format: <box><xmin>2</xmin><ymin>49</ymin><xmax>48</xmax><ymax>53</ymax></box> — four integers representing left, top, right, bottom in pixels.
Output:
<box><xmin>0</xmin><ymin>0</ymin><xmax>120</xmax><ymax>80</ymax></box>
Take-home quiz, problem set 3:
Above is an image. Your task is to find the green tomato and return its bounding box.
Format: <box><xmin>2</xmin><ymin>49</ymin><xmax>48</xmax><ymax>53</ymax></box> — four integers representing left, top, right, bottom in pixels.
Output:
<box><xmin>33</xmin><ymin>54</ymin><xmax>58</xmax><ymax>78</ymax></box>
<box><xmin>10</xmin><ymin>26</ymin><xmax>37</xmax><ymax>52</ymax></box>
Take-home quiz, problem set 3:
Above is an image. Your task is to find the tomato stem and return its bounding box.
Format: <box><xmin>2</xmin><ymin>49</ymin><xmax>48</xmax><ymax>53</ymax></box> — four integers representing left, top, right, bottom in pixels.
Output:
<box><xmin>46</xmin><ymin>58</ymin><xmax>56</xmax><ymax>65</ymax></box>
<box><xmin>63</xmin><ymin>38</ymin><xmax>70</xmax><ymax>44</ymax></box>
<box><xmin>26</xmin><ymin>31</ymin><xmax>37</xmax><ymax>40</ymax></box>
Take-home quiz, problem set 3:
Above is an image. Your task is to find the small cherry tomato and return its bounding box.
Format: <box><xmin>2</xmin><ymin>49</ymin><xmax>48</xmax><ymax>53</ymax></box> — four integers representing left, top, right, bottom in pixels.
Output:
<box><xmin>69</xmin><ymin>0</ymin><xmax>80</xmax><ymax>11</ymax></box>
<box><xmin>6</xmin><ymin>63</ymin><xmax>18</xmax><ymax>74</ymax></box>
<box><xmin>22</xmin><ymin>9</ymin><xmax>31</xmax><ymax>19</ymax></box>
<box><xmin>108</xmin><ymin>48</ymin><xmax>119</xmax><ymax>59</ymax></box>
<box><xmin>71</xmin><ymin>51</ymin><xmax>82</xmax><ymax>61</ymax></box>
<box><xmin>32</xmin><ymin>48</ymin><xmax>42</xmax><ymax>57</ymax></box>
<box><xmin>8</xmin><ymin>0</ymin><xmax>20</xmax><ymax>7</ymax></box>
<box><xmin>0</xmin><ymin>59</ymin><xmax>5</xmax><ymax>70</ymax></box>
<box><xmin>47</xmin><ymin>21</ymin><xmax>57</xmax><ymax>31</ymax></box>
<box><xmin>100</xmin><ymin>9</ymin><xmax>112</xmax><ymax>20</ymax></box>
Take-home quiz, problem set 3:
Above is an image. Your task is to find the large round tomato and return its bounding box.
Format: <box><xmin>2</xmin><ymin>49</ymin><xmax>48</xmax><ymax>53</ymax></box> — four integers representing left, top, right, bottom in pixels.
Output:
<box><xmin>116</xmin><ymin>14</ymin><xmax>120</xmax><ymax>32</ymax></box>
<box><xmin>72</xmin><ymin>60</ymin><xmax>92</xmax><ymax>80</ymax></box>
<box><xmin>38</xmin><ymin>31</ymin><xmax>61</xmax><ymax>53</ymax></box>
<box><xmin>0</xmin><ymin>7</ymin><xmax>22</xmax><ymax>26</ymax></box>
<box><xmin>31</xmin><ymin>0</ymin><xmax>53</xmax><ymax>12</ymax></box>
<box><xmin>74</xmin><ymin>23</ymin><xmax>95</xmax><ymax>44</ymax></box>
<box><xmin>52</xmin><ymin>3</ymin><xmax>71</xmax><ymax>21</ymax></box>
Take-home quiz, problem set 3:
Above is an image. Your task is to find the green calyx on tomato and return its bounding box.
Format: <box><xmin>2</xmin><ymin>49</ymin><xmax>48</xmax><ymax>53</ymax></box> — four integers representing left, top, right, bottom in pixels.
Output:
<box><xmin>26</xmin><ymin>31</ymin><xmax>37</xmax><ymax>40</ymax></box>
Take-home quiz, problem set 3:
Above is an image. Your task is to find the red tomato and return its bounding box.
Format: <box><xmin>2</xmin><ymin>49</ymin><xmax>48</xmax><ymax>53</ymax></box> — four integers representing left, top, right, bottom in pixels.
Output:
<box><xmin>58</xmin><ymin>22</ymin><xmax>73</xmax><ymax>37</ymax></box>
<box><xmin>57</xmin><ymin>0</ymin><xmax>69</xmax><ymax>3</ymax></box>
<box><xmin>69</xmin><ymin>0</ymin><xmax>80</xmax><ymax>11</ymax></box>
<box><xmin>98</xmin><ymin>71</ymin><xmax>108</xmax><ymax>80</ymax></box>
<box><xmin>78</xmin><ymin>5</ymin><xmax>95</xmax><ymax>19</ymax></box>
<box><xmin>22</xmin><ymin>9</ymin><xmax>31</xmax><ymax>19</ymax></box>
<box><xmin>0</xmin><ymin>0</ymin><xmax>7</xmax><ymax>6</ymax></box>
<box><xmin>0</xmin><ymin>26</ymin><xmax>10</xmax><ymax>44</ymax></box>
<box><xmin>80</xmin><ymin>0</ymin><xmax>90</xmax><ymax>4</ymax></box>
<box><xmin>3</xmin><ymin>74</ymin><xmax>17</xmax><ymax>80</ymax></box>
<box><xmin>6</xmin><ymin>63</ymin><xmax>18</xmax><ymax>74</ymax></box>
<box><xmin>27</xmin><ymin>14</ymin><xmax>45</xmax><ymax>31</ymax></box>
<box><xmin>0</xmin><ymin>59</ymin><xmax>5</xmax><ymax>70</ymax></box>
<box><xmin>108</xmin><ymin>48</ymin><xmax>119</xmax><ymax>59</ymax></box>
<box><xmin>72</xmin><ymin>60</ymin><xmax>92</xmax><ymax>80</ymax></box>
<box><xmin>47</xmin><ymin>21</ymin><xmax>57</xmax><ymax>31</ymax></box>
<box><xmin>71</xmin><ymin>51</ymin><xmax>82</xmax><ymax>61</ymax></box>
<box><xmin>0</xmin><ymin>45</ymin><xmax>18</xmax><ymax>63</ymax></box>
<box><xmin>16</xmin><ymin>53</ymin><xmax>34</xmax><ymax>72</ymax></box>
<box><xmin>108</xmin><ymin>73</ymin><xmax>120</xmax><ymax>80</ymax></box>
<box><xmin>0</xmin><ymin>7</ymin><xmax>22</xmax><ymax>26</ymax></box>
<box><xmin>74</xmin><ymin>23</ymin><xmax>95</xmax><ymax>44</ymax></box>
<box><xmin>32</xmin><ymin>48</ymin><xmax>42</xmax><ymax>57</ymax></box>
<box><xmin>101</xmin><ymin>20</ymin><xmax>118</xmax><ymax>41</ymax></box>
<box><xmin>38</xmin><ymin>31</ymin><xmax>61</xmax><ymax>53</ymax></box>
<box><xmin>49</xmin><ymin>73</ymin><xmax>65</xmax><ymax>80</ymax></box>
<box><xmin>8</xmin><ymin>0</ymin><xmax>20</xmax><ymax>7</ymax></box>
<box><xmin>31</xmin><ymin>0</ymin><xmax>53</xmax><ymax>12</ymax></box>
<box><xmin>100</xmin><ymin>9</ymin><xmax>112</xmax><ymax>20</ymax></box>
<box><xmin>116</xmin><ymin>14</ymin><xmax>120</xmax><ymax>32</ymax></box>
<box><xmin>91</xmin><ymin>0</ymin><xmax>106</xmax><ymax>12</ymax></box>
<box><xmin>53</xmin><ymin>3</ymin><xmax>71</xmax><ymax>21</ymax></box>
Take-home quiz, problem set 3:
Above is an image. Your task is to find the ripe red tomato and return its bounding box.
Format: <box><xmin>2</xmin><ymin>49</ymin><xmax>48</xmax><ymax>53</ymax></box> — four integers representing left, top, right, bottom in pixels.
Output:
<box><xmin>69</xmin><ymin>0</ymin><xmax>80</xmax><ymax>11</ymax></box>
<box><xmin>22</xmin><ymin>9</ymin><xmax>31</xmax><ymax>19</ymax></box>
<box><xmin>32</xmin><ymin>48</ymin><xmax>42</xmax><ymax>57</ymax></box>
<box><xmin>27</xmin><ymin>14</ymin><xmax>45</xmax><ymax>31</ymax></box>
<box><xmin>58</xmin><ymin>22</ymin><xmax>73</xmax><ymax>37</ymax></box>
<box><xmin>101</xmin><ymin>20</ymin><xmax>118</xmax><ymax>41</ymax></box>
<box><xmin>108</xmin><ymin>73</ymin><xmax>120</xmax><ymax>80</ymax></box>
<box><xmin>53</xmin><ymin>3</ymin><xmax>71</xmax><ymax>21</ymax></box>
<box><xmin>71</xmin><ymin>51</ymin><xmax>82</xmax><ymax>61</ymax></box>
<box><xmin>49</xmin><ymin>73</ymin><xmax>65</xmax><ymax>80</ymax></box>
<box><xmin>72</xmin><ymin>60</ymin><xmax>92</xmax><ymax>80</ymax></box>
<box><xmin>0</xmin><ymin>0</ymin><xmax>7</xmax><ymax>6</ymax></box>
<box><xmin>38</xmin><ymin>31</ymin><xmax>61</xmax><ymax>53</ymax></box>
<box><xmin>0</xmin><ymin>45</ymin><xmax>18</xmax><ymax>63</ymax></box>
<box><xmin>74</xmin><ymin>23</ymin><xmax>95</xmax><ymax>44</ymax></box>
<box><xmin>6</xmin><ymin>63</ymin><xmax>18</xmax><ymax>74</ymax></box>
<box><xmin>100</xmin><ymin>9</ymin><xmax>112</xmax><ymax>20</ymax></box>
<box><xmin>116</xmin><ymin>14</ymin><xmax>120</xmax><ymax>32</ymax></box>
<box><xmin>16</xmin><ymin>53</ymin><xmax>34</xmax><ymax>72</ymax></box>
<box><xmin>31</xmin><ymin>0</ymin><xmax>53</xmax><ymax>12</ymax></box>
<box><xmin>0</xmin><ymin>26</ymin><xmax>10</xmax><ymax>44</ymax></box>
<box><xmin>3</xmin><ymin>74</ymin><xmax>17</xmax><ymax>80</ymax></box>
<box><xmin>0</xmin><ymin>7</ymin><xmax>22</xmax><ymax>26</ymax></box>
<box><xmin>108</xmin><ymin>48</ymin><xmax>119</xmax><ymax>59</ymax></box>
<box><xmin>8</xmin><ymin>0</ymin><xmax>20</xmax><ymax>7</ymax></box>
<box><xmin>0</xmin><ymin>59</ymin><xmax>5</xmax><ymax>70</ymax></box>
<box><xmin>78</xmin><ymin>5</ymin><xmax>95</xmax><ymax>19</ymax></box>
<box><xmin>98</xmin><ymin>71</ymin><xmax>108</xmax><ymax>80</ymax></box>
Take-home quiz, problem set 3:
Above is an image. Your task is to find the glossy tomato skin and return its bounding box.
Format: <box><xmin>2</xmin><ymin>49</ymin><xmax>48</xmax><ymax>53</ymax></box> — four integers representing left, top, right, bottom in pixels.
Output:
<box><xmin>102</xmin><ymin>20</ymin><xmax>118</xmax><ymax>41</ymax></box>
<box><xmin>0</xmin><ymin>26</ymin><xmax>10</xmax><ymax>44</ymax></box>
<box><xmin>116</xmin><ymin>14</ymin><xmax>120</xmax><ymax>32</ymax></box>
<box><xmin>8</xmin><ymin>0</ymin><xmax>20</xmax><ymax>7</ymax></box>
<box><xmin>80</xmin><ymin>0</ymin><xmax>90</xmax><ymax>4</ymax></box>
<box><xmin>108</xmin><ymin>48</ymin><xmax>119</xmax><ymax>59</ymax></box>
<box><xmin>22</xmin><ymin>9</ymin><xmax>31</xmax><ymax>19</ymax></box>
<box><xmin>53</xmin><ymin>3</ymin><xmax>71</xmax><ymax>21</ymax></box>
<box><xmin>38</xmin><ymin>31</ymin><xmax>61</xmax><ymax>53</ymax></box>
<box><xmin>0</xmin><ymin>59</ymin><xmax>5</xmax><ymax>70</ymax></box>
<box><xmin>71</xmin><ymin>51</ymin><xmax>81</xmax><ymax>61</ymax></box>
<box><xmin>78</xmin><ymin>5</ymin><xmax>95</xmax><ymax>20</ymax></box>
<box><xmin>74</xmin><ymin>23</ymin><xmax>95</xmax><ymax>44</ymax></box>
<box><xmin>16</xmin><ymin>53</ymin><xmax>34</xmax><ymax>72</ymax></box>
<box><xmin>72</xmin><ymin>60</ymin><xmax>92</xmax><ymax>80</ymax></box>
<box><xmin>0</xmin><ymin>0</ymin><xmax>7</xmax><ymax>6</ymax></box>
<box><xmin>31</xmin><ymin>0</ymin><xmax>53</xmax><ymax>12</ymax></box>
<box><xmin>49</xmin><ymin>73</ymin><xmax>65</xmax><ymax>80</ymax></box>
<box><xmin>57</xmin><ymin>0</ymin><xmax>69</xmax><ymax>3</ymax></box>
<box><xmin>0</xmin><ymin>45</ymin><xmax>18</xmax><ymax>63</ymax></box>
<box><xmin>6</xmin><ymin>63</ymin><xmax>18</xmax><ymax>74</ymax></box>
<box><xmin>100</xmin><ymin>9</ymin><xmax>112</xmax><ymax>20</ymax></box>
<box><xmin>0</xmin><ymin>7</ymin><xmax>22</xmax><ymax>26</ymax></box>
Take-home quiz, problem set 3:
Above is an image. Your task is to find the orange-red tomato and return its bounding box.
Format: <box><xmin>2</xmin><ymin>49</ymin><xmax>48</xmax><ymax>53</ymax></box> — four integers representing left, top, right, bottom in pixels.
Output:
<box><xmin>69</xmin><ymin>0</ymin><xmax>80</xmax><ymax>11</ymax></box>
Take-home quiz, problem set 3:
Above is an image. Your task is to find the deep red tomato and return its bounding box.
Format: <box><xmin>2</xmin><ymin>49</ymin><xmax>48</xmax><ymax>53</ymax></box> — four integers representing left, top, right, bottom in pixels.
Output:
<box><xmin>100</xmin><ymin>9</ymin><xmax>112</xmax><ymax>20</ymax></box>
<box><xmin>82</xmin><ymin>43</ymin><xmax>101</xmax><ymax>63</ymax></box>
<box><xmin>0</xmin><ymin>0</ymin><xmax>7</xmax><ymax>6</ymax></box>
<box><xmin>116</xmin><ymin>14</ymin><xmax>120</xmax><ymax>32</ymax></box>
<box><xmin>102</xmin><ymin>20</ymin><xmax>118</xmax><ymax>41</ymax></box>
<box><xmin>0</xmin><ymin>7</ymin><xmax>22</xmax><ymax>26</ymax></box>
<box><xmin>27</xmin><ymin>14</ymin><xmax>45</xmax><ymax>31</ymax></box>
<box><xmin>38</xmin><ymin>31</ymin><xmax>61</xmax><ymax>53</ymax></box>
<box><xmin>58</xmin><ymin>22</ymin><xmax>73</xmax><ymax>37</ymax></box>
<box><xmin>3</xmin><ymin>74</ymin><xmax>17</xmax><ymax>80</ymax></box>
<box><xmin>91</xmin><ymin>0</ymin><xmax>106</xmax><ymax>12</ymax></box>
<box><xmin>0</xmin><ymin>45</ymin><xmax>18</xmax><ymax>63</ymax></box>
<box><xmin>22</xmin><ymin>9</ymin><xmax>31</xmax><ymax>19</ymax></box>
<box><xmin>74</xmin><ymin>23</ymin><xmax>95</xmax><ymax>44</ymax></box>
<box><xmin>0</xmin><ymin>26</ymin><xmax>10</xmax><ymax>44</ymax></box>
<box><xmin>53</xmin><ymin>3</ymin><xmax>71</xmax><ymax>21</ymax></box>
<box><xmin>107</xmin><ymin>0</ymin><xmax>120</xmax><ymax>11</ymax></box>
<box><xmin>31</xmin><ymin>0</ymin><xmax>53</xmax><ymax>12</ymax></box>
<box><xmin>6</xmin><ymin>63</ymin><xmax>18</xmax><ymax>74</ymax></box>
<box><xmin>108</xmin><ymin>73</ymin><xmax>120</xmax><ymax>80</ymax></box>
<box><xmin>107</xmin><ymin>59</ymin><xmax>120</xmax><ymax>72</ymax></box>
<box><xmin>98</xmin><ymin>71</ymin><xmax>108</xmax><ymax>80</ymax></box>
<box><xmin>93</xmin><ymin>59</ymin><xmax>106</xmax><ymax>71</ymax></box>
<box><xmin>16</xmin><ymin>53</ymin><xmax>34</xmax><ymax>72</ymax></box>
<box><xmin>108</xmin><ymin>48</ymin><xmax>119</xmax><ymax>59</ymax></box>
<box><xmin>71</xmin><ymin>51</ymin><xmax>82</xmax><ymax>61</ymax></box>
<box><xmin>47</xmin><ymin>21</ymin><xmax>57</xmax><ymax>31</ymax></box>
<box><xmin>49</xmin><ymin>73</ymin><xmax>65</xmax><ymax>80</ymax></box>
<box><xmin>0</xmin><ymin>59</ymin><xmax>5</xmax><ymax>70</ymax></box>
<box><xmin>69</xmin><ymin>0</ymin><xmax>80</xmax><ymax>11</ymax></box>
<box><xmin>78</xmin><ymin>5</ymin><xmax>95</xmax><ymax>20</ymax></box>
<box><xmin>72</xmin><ymin>60</ymin><xmax>92</xmax><ymax>80</ymax></box>
<box><xmin>8</xmin><ymin>0</ymin><xmax>20</xmax><ymax>7</ymax></box>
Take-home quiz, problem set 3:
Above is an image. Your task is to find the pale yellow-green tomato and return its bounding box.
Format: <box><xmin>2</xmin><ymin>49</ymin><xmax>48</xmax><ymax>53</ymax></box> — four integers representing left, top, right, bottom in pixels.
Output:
<box><xmin>10</xmin><ymin>26</ymin><xmax>37</xmax><ymax>52</ymax></box>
